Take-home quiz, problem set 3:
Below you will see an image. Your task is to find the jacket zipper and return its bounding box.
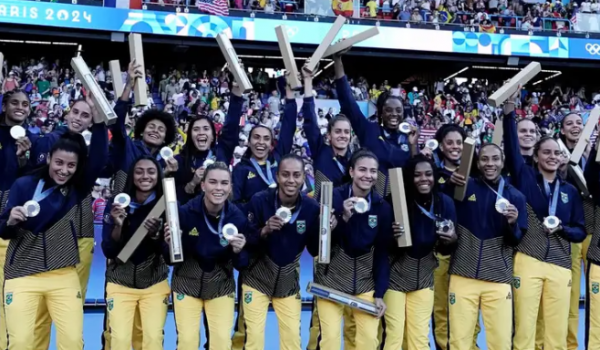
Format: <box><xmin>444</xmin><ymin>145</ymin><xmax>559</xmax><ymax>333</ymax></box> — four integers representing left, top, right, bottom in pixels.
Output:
<box><xmin>353</xmin><ymin>258</ymin><xmax>357</xmax><ymax>295</ymax></box>
<box><xmin>273</xmin><ymin>267</ymin><xmax>281</xmax><ymax>296</ymax></box>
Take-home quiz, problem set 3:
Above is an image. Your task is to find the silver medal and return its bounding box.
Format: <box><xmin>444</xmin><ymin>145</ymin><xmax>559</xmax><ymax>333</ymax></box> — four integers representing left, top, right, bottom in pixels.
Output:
<box><xmin>495</xmin><ymin>198</ymin><xmax>510</xmax><ymax>214</ymax></box>
<box><xmin>354</xmin><ymin>198</ymin><xmax>369</xmax><ymax>214</ymax></box>
<box><xmin>114</xmin><ymin>193</ymin><xmax>131</xmax><ymax>208</ymax></box>
<box><xmin>24</xmin><ymin>200</ymin><xmax>40</xmax><ymax>217</ymax></box>
<box><xmin>436</xmin><ymin>219</ymin><xmax>454</xmax><ymax>233</ymax></box>
<box><xmin>276</xmin><ymin>207</ymin><xmax>292</xmax><ymax>224</ymax></box>
<box><xmin>544</xmin><ymin>216</ymin><xmax>560</xmax><ymax>230</ymax></box>
<box><xmin>399</xmin><ymin>122</ymin><xmax>412</xmax><ymax>134</ymax></box>
<box><xmin>203</xmin><ymin>158</ymin><xmax>215</xmax><ymax>168</ymax></box>
<box><xmin>222</xmin><ymin>223</ymin><xmax>238</xmax><ymax>240</ymax></box>
<box><xmin>82</xmin><ymin>130</ymin><xmax>92</xmax><ymax>146</ymax></box>
<box><xmin>160</xmin><ymin>147</ymin><xmax>174</xmax><ymax>160</ymax></box>
<box><xmin>426</xmin><ymin>139</ymin><xmax>439</xmax><ymax>150</ymax></box>
<box><xmin>10</xmin><ymin>126</ymin><xmax>26</xmax><ymax>139</ymax></box>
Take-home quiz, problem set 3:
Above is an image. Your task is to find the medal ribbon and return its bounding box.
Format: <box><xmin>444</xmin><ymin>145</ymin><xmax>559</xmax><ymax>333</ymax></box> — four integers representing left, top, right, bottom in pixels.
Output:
<box><xmin>250</xmin><ymin>158</ymin><xmax>275</xmax><ymax>186</ymax></box>
<box><xmin>129</xmin><ymin>192</ymin><xmax>157</xmax><ymax>214</ymax></box>
<box><xmin>483</xmin><ymin>177</ymin><xmax>506</xmax><ymax>202</ymax></box>
<box><xmin>416</xmin><ymin>200</ymin><xmax>436</xmax><ymax>221</ymax></box>
<box><xmin>543</xmin><ymin>179</ymin><xmax>560</xmax><ymax>217</ymax></box>
<box><xmin>333</xmin><ymin>156</ymin><xmax>346</xmax><ymax>175</ymax></box>
<box><xmin>203</xmin><ymin>204</ymin><xmax>226</xmax><ymax>237</ymax></box>
<box><xmin>383</xmin><ymin>129</ymin><xmax>408</xmax><ymax>147</ymax></box>
<box><xmin>32</xmin><ymin>179</ymin><xmax>58</xmax><ymax>203</ymax></box>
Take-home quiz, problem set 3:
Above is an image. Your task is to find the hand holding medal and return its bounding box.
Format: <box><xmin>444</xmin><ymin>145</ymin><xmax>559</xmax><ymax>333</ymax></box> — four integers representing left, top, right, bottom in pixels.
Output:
<box><xmin>223</xmin><ymin>224</ymin><xmax>246</xmax><ymax>253</ymax></box>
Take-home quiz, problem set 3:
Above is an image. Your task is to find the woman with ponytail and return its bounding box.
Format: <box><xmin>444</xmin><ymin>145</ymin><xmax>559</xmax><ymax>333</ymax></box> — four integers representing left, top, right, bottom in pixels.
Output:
<box><xmin>332</xmin><ymin>51</ymin><xmax>417</xmax><ymax>198</ymax></box>
<box><xmin>230</xmin><ymin>75</ymin><xmax>297</xmax><ymax>350</ymax></box>
<box><xmin>102</xmin><ymin>155</ymin><xmax>170</xmax><ymax>350</ymax></box>
<box><xmin>556</xmin><ymin>112</ymin><xmax>594</xmax><ymax>350</ymax></box>
<box><xmin>0</xmin><ymin>88</ymin><xmax>36</xmax><ymax>350</ymax></box>
<box><xmin>175</xmin><ymin>83</ymin><xmax>243</xmax><ymax>204</ymax></box>
<box><xmin>31</xmin><ymin>94</ymin><xmax>107</xmax><ymax>350</ymax></box>
<box><xmin>503</xmin><ymin>91</ymin><xmax>586</xmax><ymax>350</ymax></box>
<box><xmin>0</xmin><ymin>118</ymin><xmax>108</xmax><ymax>349</ymax></box>
<box><xmin>301</xmin><ymin>67</ymin><xmax>352</xmax><ymax>199</ymax></box>
<box><xmin>300</xmin><ymin>67</ymin><xmax>354</xmax><ymax>350</ymax></box>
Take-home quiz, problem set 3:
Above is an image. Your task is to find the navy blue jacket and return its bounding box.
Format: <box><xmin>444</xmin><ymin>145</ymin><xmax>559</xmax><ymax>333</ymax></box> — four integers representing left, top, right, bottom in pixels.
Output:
<box><xmin>102</xmin><ymin>195</ymin><xmax>169</xmax><ymax>289</ymax></box>
<box><xmin>244</xmin><ymin>188</ymin><xmax>320</xmax><ymax>297</ymax></box>
<box><xmin>335</xmin><ymin>76</ymin><xmax>410</xmax><ymax>197</ymax></box>
<box><xmin>171</xmin><ymin>195</ymin><xmax>249</xmax><ymax>300</ymax></box>
<box><xmin>584</xmin><ymin>148</ymin><xmax>600</xmax><ymax>265</ymax></box>
<box><xmin>232</xmin><ymin>99</ymin><xmax>297</xmax><ymax>212</ymax></box>
<box><xmin>388</xmin><ymin>192</ymin><xmax>456</xmax><ymax>293</ymax></box>
<box><xmin>449</xmin><ymin>177</ymin><xmax>527</xmax><ymax>283</ymax></box>
<box><xmin>174</xmin><ymin>94</ymin><xmax>243</xmax><ymax>203</ymax></box>
<box><xmin>503</xmin><ymin>111</ymin><xmax>586</xmax><ymax>269</ymax></box>
<box><xmin>302</xmin><ymin>96</ymin><xmax>350</xmax><ymax>200</ymax></box>
<box><xmin>314</xmin><ymin>183</ymin><xmax>392</xmax><ymax>298</ymax></box>
<box><xmin>0</xmin><ymin>123</ymin><xmax>107</xmax><ymax>280</ymax></box>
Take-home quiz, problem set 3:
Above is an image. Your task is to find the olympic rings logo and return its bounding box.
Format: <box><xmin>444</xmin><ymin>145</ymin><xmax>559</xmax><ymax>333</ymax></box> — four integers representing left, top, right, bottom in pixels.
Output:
<box><xmin>586</xmin><ymin>43</ymin><xmax>600</xmax><ymax>55</ymax></box>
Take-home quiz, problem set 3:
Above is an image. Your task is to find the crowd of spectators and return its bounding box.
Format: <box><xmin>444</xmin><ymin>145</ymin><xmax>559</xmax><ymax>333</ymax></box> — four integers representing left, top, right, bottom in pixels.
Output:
<box><xmin>143</xmin><ymin>0</ymin><xmax>582</xmax><ymax>33</ymax></box>
<box><xmin>1</xmin><ymin>55</ymin><xmax>598</xmax><ymax>194</ymax></box>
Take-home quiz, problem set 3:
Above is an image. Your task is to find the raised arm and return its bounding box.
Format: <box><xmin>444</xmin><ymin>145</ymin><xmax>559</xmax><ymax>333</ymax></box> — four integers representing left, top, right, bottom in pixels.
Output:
<box><xmin>502</xmin><ymin>105</ymin><xmax>528</xmax><ymax>188</ymax></box>
<box><xmin>584</xmin><ymin>141</ymin><xmax>600</xmax><ymax>207</ymax></box>
<box><xmin>333</xmin><ymin>55</ymin><xmax>374</xmax><ymax>144</ymax></box>
<box><xmin>274</xmin><ymin>77</ymin><xmax>297</xmax><ymax>158</ymax></box>
<box><xmin>216</xmin><ymin>85</ymin><xmax>244</xmax><ymax>163</ymax></box>
<box><xmin>301</xmin><ymin>70</ymin><xmax>324</xmax><ymax>157</ymax></box>
<box><xmin>82</xmin><ymin>122</ymin><xmax>108</xmax><ymax>190</ymax></box>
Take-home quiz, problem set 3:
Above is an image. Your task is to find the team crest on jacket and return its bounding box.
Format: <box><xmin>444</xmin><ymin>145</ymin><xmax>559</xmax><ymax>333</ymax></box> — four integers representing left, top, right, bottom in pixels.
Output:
<box><xmin>368</xmin><ymin>215</ymin><xmax>378</xmax><ymax>229</ymax></box>
<box><xmin>592</xmin><ymin>282</ymin><xmax>599</xmax><ymax>294</ymax></box>
<box><xmin>449</xmin><ymin>293</ymin><xmax>456</xmax><ymax>305</ymax></box>
<box><xmin>561</xmin><ymin>192</ymin><xmax>569</xmax><ymax>204</ymax></box>
<box><xmin>76</xmin><ymin>291</ymin><xmax>82</xmax><ymax>299</ymax></box>
<box><xmin>177</xmin><ymin>293</ymin><xmax>185</xmax><ymax>300</ymax></box>
<box><xmin>248</xmin><ymin>212</ymin><xmax>254</xmax><ymax>223</ymax></box>
<box><xmin>163</xmin><ymin>297</ymin><xmax>169</xmax><ymax>305</ymax></box>
<box><xmin>107</xmin><ymin>298</ymin><xmax>114</xmax><ymax>311</ymax></box>
<box><xmin>244</xmin><ymin>291</ymin><xmax>253</xmax><ymax>304</ymax></box>
<box><xmin>296</xmin><ymin>220</ymin><xmax>306</xmax><ymax>234</ymax></box>
<box><xmin>189</xmin><ymin>227</ymin><xmax>199</xmax><ymax>236</ymax></box>
<box><xmin>5</xmin><ymin>292</ymin><xmax>12</xmax><ymax>306</ymax></box>
<box><xmin>513</xmin><ymin>276</ymin><xmax>521</xmax><ymax>289</ymax></box>
<box><xmin>401</xmin><ymin>144</ymin><xmax>409</xmax><ymax>152</ymax></box>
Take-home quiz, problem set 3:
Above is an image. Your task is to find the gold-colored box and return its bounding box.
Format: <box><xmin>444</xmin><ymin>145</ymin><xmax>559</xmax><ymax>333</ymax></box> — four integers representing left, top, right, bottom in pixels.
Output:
<box><xmin>389</xmin><ymin>168</ymin><xmax>412</xmax><ymax>247</ymax></box>
<box><xmin>128</xmin><ymin>33</ymin><xmax>148</xmax><ymax>107</ymax></box>
<box><xmin>307</xmin><ymin>282</ymin><xmax>379</xmax><ymax>316</ymax></box>
<box><xmin>454</xmin><ymin>137</ymin><xmax>476</xmax><ymax>201</ymax></box>
<box><xmin>318</xmin><ymin>182</ymin><xmax>333</xmax><ymax>264</ymax></box>
<box><xmin>164</xmin><ymin>178</ymin><xmax>184</xmax><ymax>263</ymax></box>
<box><xmin>71</xmin><ymin>56</ymin><xmax>117</xmax><ymax>125</ymax></box>
<box><xmin>117</xmin><ymin>196</ymin><xmax>166</xmax><ymax>263</ymax></box>
<box><xmin>216</xmin><ymin>32</ymin><xmax>253</xmax><ymax>93</ymax></box>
